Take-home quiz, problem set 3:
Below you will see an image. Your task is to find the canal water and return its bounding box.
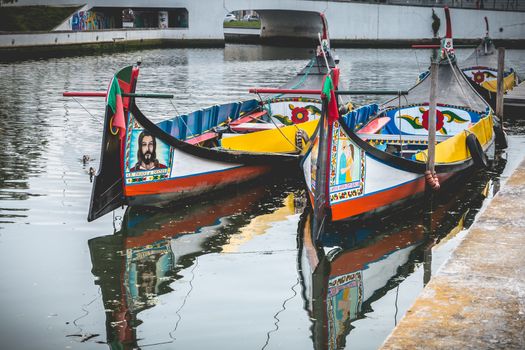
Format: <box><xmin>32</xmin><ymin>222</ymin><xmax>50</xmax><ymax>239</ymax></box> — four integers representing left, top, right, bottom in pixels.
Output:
<box><xmin>0</xmin><ymin>45</ymin><xmax>524</xmax><ymax>350</ymax></box>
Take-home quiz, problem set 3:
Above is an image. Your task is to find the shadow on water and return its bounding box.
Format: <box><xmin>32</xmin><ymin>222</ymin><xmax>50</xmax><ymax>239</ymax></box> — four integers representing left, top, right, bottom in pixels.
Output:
<box><xmin>297</xmin><ymin>155</ymin><xmax>506</xmax><ymax>350</ymax></box>
<box><xmin>87</xmin><ymin>178</ymin><xmax>306</xmax><ymax>349</ymax></box>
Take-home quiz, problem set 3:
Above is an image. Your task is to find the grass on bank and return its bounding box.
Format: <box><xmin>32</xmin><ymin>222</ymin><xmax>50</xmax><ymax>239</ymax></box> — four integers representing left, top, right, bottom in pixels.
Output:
<box><xmin>0</xmin><ymin>6</ymin><xmax>79</xmax><ymax>31</ymax></box>
<box><xmin>223</xmin><ymin>20</ymin><xmax>261</xmax><ymax>29</ymax></box>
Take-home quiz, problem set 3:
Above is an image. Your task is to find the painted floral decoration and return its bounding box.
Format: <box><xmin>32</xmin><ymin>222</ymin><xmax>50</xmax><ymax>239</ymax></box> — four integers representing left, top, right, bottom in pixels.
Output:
<box><xmin>473</xmin><ymin>71</ymin><xmax>485</xmax><ymax>84</ymax></box>
<box><xmin>291</xmin><ymin>106</ymin><xmax>309</xmax><ymax>124</ymax></box>
<box><xmin>422</xmin><ymin>109</ymin><xmax>444</xmax><ymax>131</ymax></box>
<box><xmin>399</xmin><ymin>107</ymin><xmax>468</xmax><ymax>135</ymax></box>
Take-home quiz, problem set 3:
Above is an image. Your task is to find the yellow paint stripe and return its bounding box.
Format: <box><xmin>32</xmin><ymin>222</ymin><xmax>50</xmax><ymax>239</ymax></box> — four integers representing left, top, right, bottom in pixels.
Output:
<box><xmin>220</xmin><ymin>119</ymin><xmax>318</xmax><ymax>153</ymax></box>
<box><xmin>481</xmin><ymin>73</ymin><xmax>517</xmax><ymax>92</ymax></box>
<box><xmin>415</xmin><ymin>115</ymin><xmax>494</xmax><ymax>163</ymax></box>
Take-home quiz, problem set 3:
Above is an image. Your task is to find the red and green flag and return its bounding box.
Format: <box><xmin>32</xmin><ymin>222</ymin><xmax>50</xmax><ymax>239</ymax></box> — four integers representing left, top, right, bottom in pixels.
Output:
<box><xmin>322</xmin><ymin>68</ymin><xmax>340</xmax><ymax>124</ymax></box>
<box><xmin>107</xmin><ymin>76</ymin><xmax>126</xmax><ymax>139</ymax></box>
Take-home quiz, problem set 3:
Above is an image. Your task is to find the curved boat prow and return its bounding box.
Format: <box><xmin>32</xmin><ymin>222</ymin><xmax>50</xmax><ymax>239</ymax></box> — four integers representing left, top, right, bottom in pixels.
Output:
<box><xmin>88</xmin><ymin>64</ymin><xmax>140</xmax><ymax>222</ymax></box>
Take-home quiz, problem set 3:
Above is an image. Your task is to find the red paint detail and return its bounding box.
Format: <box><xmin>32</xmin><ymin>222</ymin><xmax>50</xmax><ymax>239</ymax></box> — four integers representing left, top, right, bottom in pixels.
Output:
<box><xmin>122</xmin><ymin>66</ymin><xmax>139</xmax><ymax>110</ymax></box>
<box><xmin>113</xmin><ymin>92</ymin><xmax>126</xmax><ymax>139</ymax></box>
<box><xmin>249</xmin><ymin>88</ymin><xmax>321</xmax><ymax>95</ymax></box>
<box><xmin>473</xmin><ymin>71</ymin><xmax>485</xmax><ymax>84</ymax></box>
<box><xmin>186</xmin><ymin>132</ymin><xmax>219</xmax><ymax>144</ymax></box>
<box><xmin>422</xmin><ymin>109</ymin><xmax>444</xmax><ymax>131</ymax></box>
<box><xmin>320</xmin><ymin>13</ymin><xmax>328</xmax><ymax>41</ymax></box>
<box><xmin>327</xmin><ymin>89</ymin><xmax>339</xmax><ymax>124</ymax></box>
<box><xmin>332</xmin><ymin>67</ymin><xmax>340</xmax><ymax>89</ymax></box>
<box><xmin>291</xmin><ymin>107</ymin><xmax>309</xmax><ymax>124</ymax></box>
<box><xmin>358</xmin><ymin>117</ymin><xmax>391</xmax><ymax>134</ymax></box>
<box><xmin>444</xmin><ymin>6</ymin><xmax>452</xmax><ymax>39</ymax></box>
<box><xmin>62</xmin><ymin>91</ymin><xmax>107</xmax><ymax>97</ymax></box>
<box><xmin>330</xmin><ymin>173</ymin><xmax>454</xmax><ymax>221</ymax></box>
<box><xmin>119</xmin><ymin>66</ymin><xmax>140</xmax><ymax>187</ymax></box>
<box><xmin>324</xmin><ymin>123</ymin><xmax>333</xmax><ymax>208</ymax></box>
<box><xmin>229</xmin><ymin>110</ymin><xmax>267</xmax><ymax>126</ymax></box>
<box><xmin>124</xmin><ymin>165</ymin><xmax>272</xmax><ymax>198</ymax></box>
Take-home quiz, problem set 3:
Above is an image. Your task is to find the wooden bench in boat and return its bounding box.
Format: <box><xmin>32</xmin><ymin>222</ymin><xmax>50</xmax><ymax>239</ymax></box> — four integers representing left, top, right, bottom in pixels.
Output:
<box><xmin>229</xmin><ymin>110</ymin><xmax>287</xmax><ymax>133</ymax></box>
<box><xmin>229</xmin><ymin>121</ymin><xmax>285</xmax><ymax>132</ymax></box>
<box><xmin>186</xmin><ymin>131</ymin><xmax>219</xmax><ymax>145</ymax></box>
<box><xmin>229</xmin><ymin>110</ymin><xmax>268</xmax><ymax>126</ymax></box>
<box><xmin>357</xmin><ymin>116</ymin><xmax>390</xmax><ymax>134</ymax></box>
<box><xmin>185</xmin><ymin>110</ymin><xmax>268</xmax><ymax>144</ymax></box>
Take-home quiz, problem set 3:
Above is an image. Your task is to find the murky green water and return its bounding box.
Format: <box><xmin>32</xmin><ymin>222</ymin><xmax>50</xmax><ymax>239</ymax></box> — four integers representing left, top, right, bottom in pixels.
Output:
<box><xmin>0</xmin><ymin>45</ymin><xmax>524</xmax><ymax>349</ymax></box>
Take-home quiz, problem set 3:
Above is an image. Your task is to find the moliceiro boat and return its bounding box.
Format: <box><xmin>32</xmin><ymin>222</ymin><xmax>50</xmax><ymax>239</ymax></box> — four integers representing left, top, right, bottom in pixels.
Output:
<box><xmin>301</xmin><ymin>7</ymin><xmax>505</xmax><ymax>235</ymax></box>
<box><xmin>460</xmin><ymin>16</ymin><xmax>519</xmax><ymax>110</ymax></box>
<box><xmin>297</xmin><ymin>160</ymin><xmax>501</xmax><ymax>349</ymax></box>
<box><xmin>78</xmin><ymin>17</ymin><xmax>336</xmax><ymax>221</ymax></box>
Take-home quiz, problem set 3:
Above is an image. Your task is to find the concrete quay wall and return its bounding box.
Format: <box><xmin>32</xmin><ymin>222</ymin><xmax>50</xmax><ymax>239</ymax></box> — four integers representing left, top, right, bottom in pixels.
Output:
<box><xmin>380</xmin><ymin>157</ymin><xmax>525</xmax><ymax>349</ymax></box>
<box><xmin>0</xmin><ymin>28</ymin><xmax>220</xmax><ymax>49</ymax></box>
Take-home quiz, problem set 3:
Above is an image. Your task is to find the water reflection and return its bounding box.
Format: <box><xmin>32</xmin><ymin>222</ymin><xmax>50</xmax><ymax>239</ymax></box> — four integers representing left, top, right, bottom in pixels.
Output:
<box><xmin>224</xmin><ymin>44</ymin><xmax>312</xmax><ymax>62</ymax></box>
<box><xmin>88</xmin><ymin>181</ymin><xmax>304</xmax><ymax>348</ymax></box>
<box><xmin>297</xmin><ymin>157</ymin><xmax>505</xmax><ymax>350</ymax></box>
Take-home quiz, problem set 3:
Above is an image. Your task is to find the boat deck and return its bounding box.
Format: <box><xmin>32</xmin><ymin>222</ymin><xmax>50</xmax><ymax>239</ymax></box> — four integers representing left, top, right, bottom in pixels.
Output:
<box><xmin>380</xmin><ymin>156</ymin><xmax>525</xmax><ymax>349</ymax></box>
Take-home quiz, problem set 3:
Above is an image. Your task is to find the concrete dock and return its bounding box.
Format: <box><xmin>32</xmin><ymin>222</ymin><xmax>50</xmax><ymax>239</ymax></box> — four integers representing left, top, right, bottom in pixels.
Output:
<box><xmin>380</xmin><ymin>158</ymin><xmax>525</xmax><ymax>349</ymax></box>
<box><xmin>504</xmin><ymin>81</ymin><xmax>525</xmax><ymax>118</ymax></box>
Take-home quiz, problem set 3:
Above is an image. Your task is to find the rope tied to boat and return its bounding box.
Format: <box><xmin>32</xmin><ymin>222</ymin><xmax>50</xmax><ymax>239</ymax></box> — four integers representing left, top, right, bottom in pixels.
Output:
<box><xmin>425</xmin><ymin>170</ymin><xmax>440</xmax><ymax>190</ymax></box>
<box><xmin>255</xmin><ymin>93</ymin><xmax>305</xmax><ymax>153</ymax></box>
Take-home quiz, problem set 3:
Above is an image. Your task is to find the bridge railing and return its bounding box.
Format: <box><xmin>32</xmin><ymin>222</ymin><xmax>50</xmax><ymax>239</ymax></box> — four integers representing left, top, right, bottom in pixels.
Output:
<box><xmin>322</xmin><ymin>0</ymin><xmax>525</xmax><ymax>12</ymax></box>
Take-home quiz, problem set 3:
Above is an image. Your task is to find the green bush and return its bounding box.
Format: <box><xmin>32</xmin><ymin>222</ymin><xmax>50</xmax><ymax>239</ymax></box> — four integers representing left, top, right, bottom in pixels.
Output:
<box><xmin>0</xmin><ymin>6</ymin><xmax>79</xmax><ymax>31</ymax></box>
<box><xmin>223</xmin><ymin>20</ymin><xmax>260</xmax><ymax>29</ymax></box>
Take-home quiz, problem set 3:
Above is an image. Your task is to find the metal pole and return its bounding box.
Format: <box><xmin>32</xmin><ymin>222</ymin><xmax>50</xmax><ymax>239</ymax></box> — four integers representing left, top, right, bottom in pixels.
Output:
<box><xmin>427</xmin><ymin>61</ymin><xmax>439</xmax><ymax>173</ymax></box>
<box><xmin>496</xmin><ymin>47</ymin><xmax>505</xmax><ymax>121</ymax></box>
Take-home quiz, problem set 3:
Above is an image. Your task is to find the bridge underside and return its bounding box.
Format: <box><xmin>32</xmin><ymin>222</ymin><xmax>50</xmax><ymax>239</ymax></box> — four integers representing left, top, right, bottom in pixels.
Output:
<box><xmin>259</xmin><ymin>10</ymin><xmax>323</xmax><ymax>43</ymax></box>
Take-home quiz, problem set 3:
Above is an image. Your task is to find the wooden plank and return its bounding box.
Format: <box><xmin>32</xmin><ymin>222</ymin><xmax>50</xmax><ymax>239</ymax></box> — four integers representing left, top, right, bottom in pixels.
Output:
<box><xmin>357</xmin><ymin>117</ymin><xmax>390</xmax><ymax>134</ymax></box>
<box><xmin>229</xmin><ymin>122</ymin><xmax>284</xmax><ymax>133</ymax></box>
<box><xmin>186</xmin><ymin>131</ymin><xmax>218</xmax><ymax>145</ymax></box>
<box><xmin>229</xmin><ymin>110</ymin><xmax>267</xmax><ymax>126</ymax></box>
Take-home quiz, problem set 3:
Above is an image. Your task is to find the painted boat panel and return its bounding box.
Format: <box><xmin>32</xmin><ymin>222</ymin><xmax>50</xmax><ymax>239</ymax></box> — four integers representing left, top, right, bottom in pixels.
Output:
<box><xmin>463</xmin><ymin>68</ymin><xmax>517</xmax><ymax>93</ymax></box>
<box><xmin>125</xmin><ymin>164</ymin><xmax>271</xmax><ymax>200</ymax></box>
<box><xmin>221</xmin><ymin>118</ymin><xmax>318</xmax><ymax>153</ymax></box>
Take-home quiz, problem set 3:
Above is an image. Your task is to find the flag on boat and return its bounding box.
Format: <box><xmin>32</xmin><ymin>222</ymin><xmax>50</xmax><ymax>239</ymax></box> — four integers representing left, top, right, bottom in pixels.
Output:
<box><xmin>322</xmin><ymin>69</ymin><xmax>339</xmax><ymax>124</ymax></box>
<box><xmin>107</xmin><ymin>76</ymin><xmax>126</xmax><ymax>139</ymax></box>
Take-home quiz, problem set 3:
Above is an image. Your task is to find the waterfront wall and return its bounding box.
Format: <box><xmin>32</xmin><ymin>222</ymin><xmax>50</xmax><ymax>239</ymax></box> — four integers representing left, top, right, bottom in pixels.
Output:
<box><xmin>0</xmin><ymin>28</ymin><xmax>218</xmax><ymax>49</ymax></box>
<box><xmin>1</xmin><ymin>0</ymin><xmax>524</xmax><ymax>52</ymax></box>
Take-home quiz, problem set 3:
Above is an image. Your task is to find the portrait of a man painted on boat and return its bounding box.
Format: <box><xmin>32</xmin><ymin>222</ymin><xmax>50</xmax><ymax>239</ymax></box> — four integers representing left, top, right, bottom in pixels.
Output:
<box><xmin>125</xmin><ymin>128</ymin><xmax>171</xmax><ymax>183</ymax></box>
<box><xmin>130</xmin><ymin>130</ymin><xmax>168</xmax><ymax>172</ymax></box>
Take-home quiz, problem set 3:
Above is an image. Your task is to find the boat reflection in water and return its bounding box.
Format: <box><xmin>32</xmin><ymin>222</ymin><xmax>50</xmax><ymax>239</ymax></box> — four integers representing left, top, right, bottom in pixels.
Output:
<box><xmin>297</xmin><ymin>157</ymin><xmax>505</xmax><ymax>350</ymax></box>
<box><xmin>88</xmin><ymin>182</ymin><xmax>304</xmax><ymax>349</ymax></box>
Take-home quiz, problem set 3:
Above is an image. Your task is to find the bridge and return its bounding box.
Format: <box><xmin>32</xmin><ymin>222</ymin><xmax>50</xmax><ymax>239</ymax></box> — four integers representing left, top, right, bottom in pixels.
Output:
<box><xmin>1</xmin><ymin>0</ymin><xmax>524</xmax><ymax>55</ymax></box>
<box><xmin>224</xmin><ymin>0</ymin><xmax>525</xmax><ymax>44</ymax></box>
